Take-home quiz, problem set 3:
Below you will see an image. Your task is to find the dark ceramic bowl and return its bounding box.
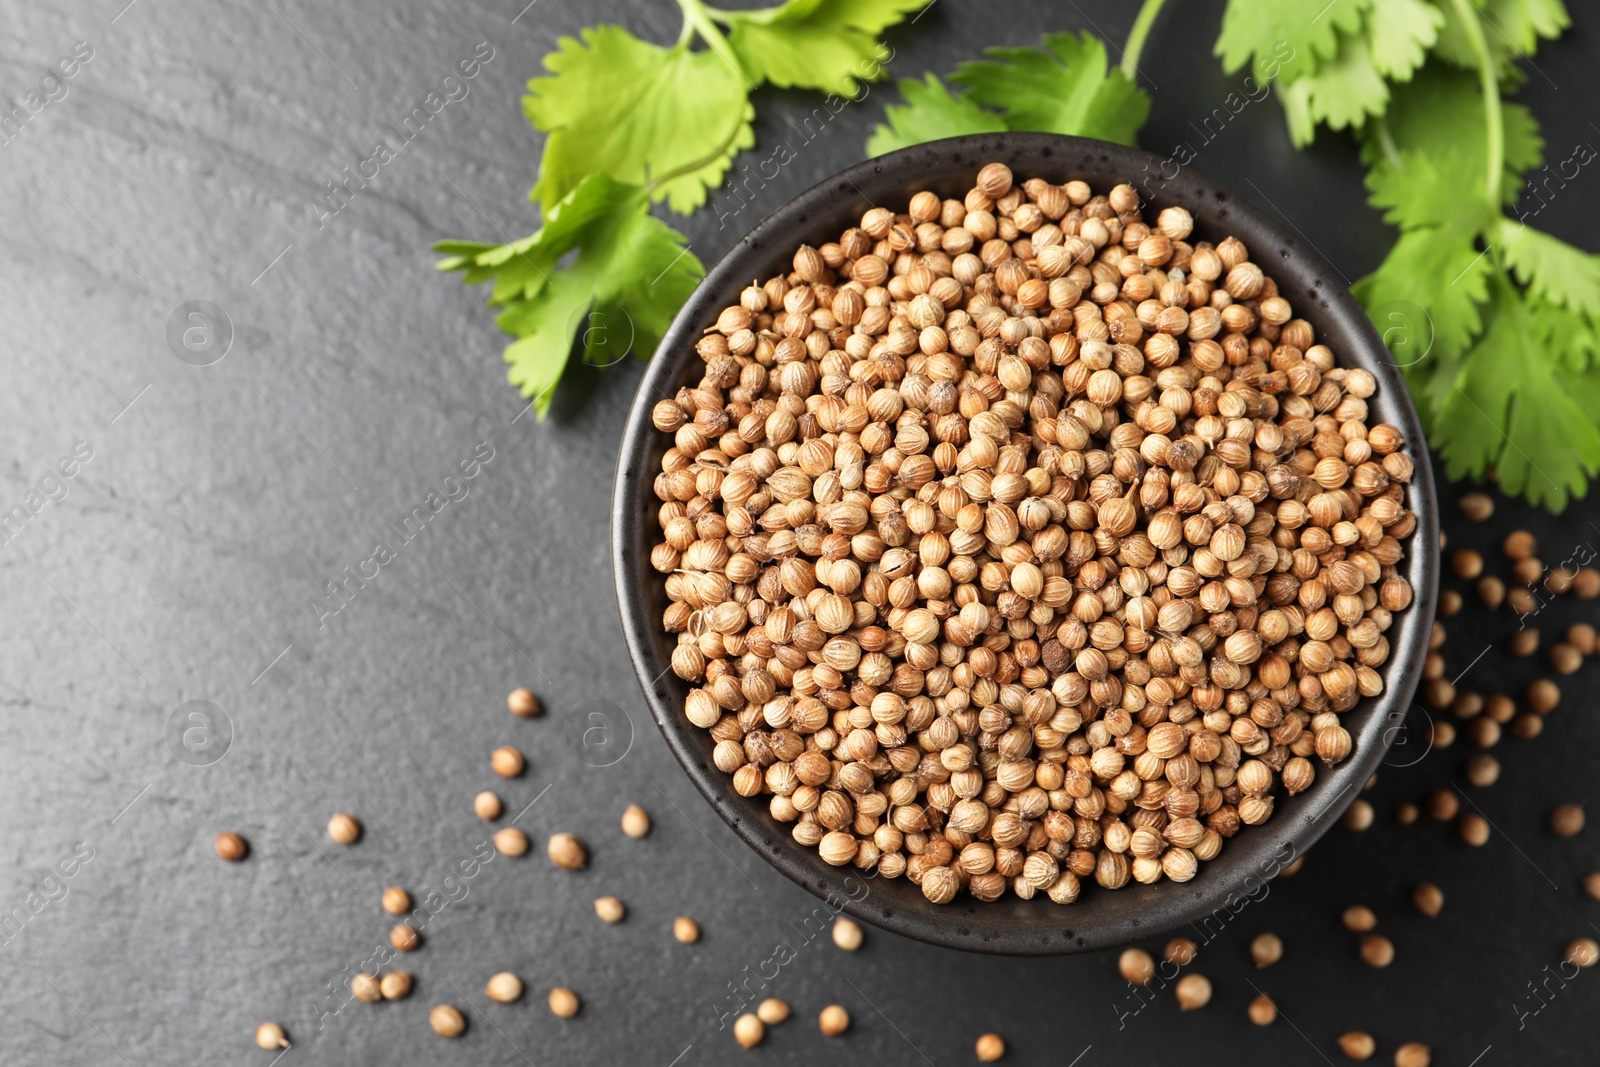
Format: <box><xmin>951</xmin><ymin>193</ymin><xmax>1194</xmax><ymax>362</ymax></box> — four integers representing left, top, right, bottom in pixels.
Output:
<box><xmin>613</xmin><ymin>133</ymin><xmax>1439</xmax><ymax>955</ymax></box>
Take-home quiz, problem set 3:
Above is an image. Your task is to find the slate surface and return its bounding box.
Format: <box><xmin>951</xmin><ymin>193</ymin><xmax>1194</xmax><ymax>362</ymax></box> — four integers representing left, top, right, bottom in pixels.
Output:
<box><xmin>2</xmin><ymin>0</ymin><xmax>1598</xmax><ymax>1064</ymax></box>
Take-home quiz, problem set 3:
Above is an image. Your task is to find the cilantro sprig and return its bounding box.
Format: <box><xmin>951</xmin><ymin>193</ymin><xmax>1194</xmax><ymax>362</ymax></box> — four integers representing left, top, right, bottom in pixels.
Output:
<box><xmin>438</xmin><ymin>0</ymin><xmax>924</xmax><ymax>419</ymax></box>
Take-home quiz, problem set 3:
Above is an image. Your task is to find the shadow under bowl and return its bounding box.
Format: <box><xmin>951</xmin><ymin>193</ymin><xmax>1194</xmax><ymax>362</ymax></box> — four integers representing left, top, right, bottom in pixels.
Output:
<box><xmin>612</xmin><ymin>133</ymin><xmax>1440</xmax><ymax>956</ymax></box>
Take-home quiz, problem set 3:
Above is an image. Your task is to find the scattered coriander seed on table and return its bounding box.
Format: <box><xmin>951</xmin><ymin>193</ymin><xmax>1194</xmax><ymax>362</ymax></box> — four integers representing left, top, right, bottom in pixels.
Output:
<box><xmin>1463</xmin><ymin>755</ymin><xmax>1499</xmax><ymax>787</ymax></box>
<box><xmin>1458</xmin><ymin>813</ymin><xmax>1490</xmax><ymax>846</ymax></box>
<box><xmin>1338</xmin><ymin>1030</ymin><xmax>1376</xmax><ymax>1060</ymax></box>
<box><xmin>1342</xmin><ymin>906</ymin><xmax>1378</xmax><ymax>932</ymax></box>
<box><xmin>1567</xmin><ymin>623</ymin><xmax>1597</xmax><ymax>655</ymax></box>
<box><xmin>1464</xmin><ymin>717</ymin><xmax>1500</xmax><ymax>749</ymax></box>
<box><xmin>1528</xmin><ymin>680</ymin><xmax>1561</xmax><ymax>714</ymax></box>
<box><xmin>549</xmin><ymin>987</ymin><xmax>580</xmax><ymax>1018</ymax></box>
<box><xmin>674</xmin><ymin>917</ymin><xmax>700</xmax><ymax>943</ymax></box>
<box><xmin>1425</xmin><ymin>790</ymin><xmax>1458</xmax><ymax>822</ymax></box>
<box><xmin>351</xmin><ymin>973</ymin><xmax>381</xmax><ymax>1003</ymax></box>
<box><xmin>594</xmin><ymin>896</ymin><xmax>625</xmax><ymax>923</ymax></box>
<box><xmin>1504</xmin><ymin>530</ymin><xmax>1537</xmax><ymax>560</ymax></box>
<box><xmin>327</xmin><ymin>813</ymin><xmax>361</xmax><ymax>845</ymax></box>
<box><xmin>215</xmin><ymin>832</ymin><xmax>247</xmax><ymax>862</ymax></box>
<box><xmin>1575</xmin><ymin>568</ymin><xmax>1600</xmax><ymax>598</ymax></box>
<box><xmin>485</xmin><ymin>972</ymin><xmax>524</xmax><ymax>1003</ymax></box>
<box><xmin>1359</xmin><ymin>933</ymin><xmax>1394</xmax><ymax>968</ymax></box>
<box><xmin>507</xmin><ymin>687</ymin><xmax>541</xmax><ymax>717</ymax></box>
<box><xmin>832</xmin><ymin>916</ymin><xmax>863</xmax><ymax>951</ymax></box>
<box><xmin>382</xmin><ymin>887</ymin><xmax>411</xmax><ymax>915</ymax></box>
<box><xmin>1342</xmin><ymin>800</ymin><xmax>1375</xmax><ymax>832</ymax></box>
<box><xmin>733</xmin><ymin>1013</ymin><xmax>765</xmax><ymax>1049</ymax></box>
<box><xmin>1119</xmin><ymin>948</ymin><xmax>1154</xmax><ymax>985</ymax></box>
<box><xmin>1584</xmin><ymin>872</ymin><xmax>1600</xmax><ymax>900</ymax></box>
<box><xmin>1247</xmin><ymin>993</ymin><xmax>1277</xmax><ymax>1026</ymax></box>
<box><xmin>1394</xmin><ymin>1042</ymin><xmax>1430</xmax><ymax>1067</ymax></box>
<box><xmin>255</xmin><ymin>1023</ymin><xmax>289</xmax><ymax>1050</ymax></box>
<box><xmin>390</xmin><ymin>923</ymin><xmax>420</xmax><ymax>952</ymax></box>
<box><xmin>756</xmin><ymin>998</ymin><xmax>790</xmax><ymax>1024</ymax></box>
<box><xmin>1251</xmin><ymin>932</ymin><xmax>1282</xmax><ymax>969</ymax></box>
<box><xmin>1457</xmin><ymin>492</ymin><xmax>1493</xmax><ymax>521</ymax></box>
<box><xmin>1412</xmin><ymin>883</ymin><xmax>1443</xmax><ymax>917</ymax></box>
<box><xmin>1449</xmin><ymin>548</ymin><xmax>1483</xmax><ymax>580</ymax></box>
<box><xmin>1566</xmin><ymin>937</ymin><xmax>1599</xmax><ymax>968</ymax></box>
<box><xmin>475</xmin><ymin>791</ymin><xmax>503</xmax><ymax>821</ymax></box>
<box><xmin>1551</xmin><ymin>804</ymin><xmax>1585</xmax><ymax>836</ymax></box>
<box><xmin>1551</xmin><ymin>643</ymin><xmax>1583</xmax><ymax>674</ymax></box>
<box><xmin>1509</xmin><ymin>629</ymin><xmax>1540</xmax><ymax>658</ymax></box>
<box><xmin>1175</xmin><ymin>973</ymin><xmax>1211</xmax><ymax>1011</ymax></box>
<box><xmin>493</xmin><ymin>827</ymin><xmax>529</xmax><ymax>857</ymax></box>
<box><xmin>976</xmin><ymin>1032</ymin><xmax>1006</xmax><ymax>1061</ymax></box>
<box><xmin>1395</xmin><ymin>802</ymin><xmax>1419</xmax><ymax>825</ymax></box>
<box><xmin>380</xmin><ymin>972</ymin><xmax>413</xmax><ymax>1000</ymax></box>
<box><xmin>818</xmin><ymin>1004</ymin><xmax>850</xmax><ymax>1036</ymax></box>
<box><xmin>547</xmin><ymin>832</ymin><xmax>587</xmax><ymax>869</ymax></box>
<box><xmin>429</xmin><ymin>1005</ymin><xmax>465</xmax><ymax>1038</ymax></box>
<box><xmin>491</xmin><ymin>745</ymin><xmax>525</xmax><ymax>778</ymax></box>
<box><xmin>1477</xmin><ymin>576</ymin><xmax>1505</xmax><ymax>609</ymax></box>
<box><xmin>621</xmin><ymin>804</ymin><xmax>651</xmax><ymax>838</ymax></box>
<box><xmin>1427</xmin><ymin>721</ymin><xmax>1455</xmax><ymax>749</ymax></box>
<box><xmin>1165</xmin><ymin>937</ymin><xmax>1198</xmax><ymax>966</ymax></box>
<box><xmin>1513</xmin><ymin>713</ymin><xmax>1544</xmax><ymax>739</ymax></box>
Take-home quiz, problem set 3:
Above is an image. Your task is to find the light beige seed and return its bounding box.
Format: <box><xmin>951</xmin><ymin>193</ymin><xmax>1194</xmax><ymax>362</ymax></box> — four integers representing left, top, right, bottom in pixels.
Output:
<box><xmin>493</xmin><ymin>827</ymin><xmax>529</xmax><ymax>857</ymax></box>
<box><xmin>1338</xmin><ymin>1030</ymin><xmax>1376</xmax><ymax>1060</ymax></box>
<box><xmin>674</xmin><ymin>916</ymin><xmax>700</xmax><ymax>943</ymax></box>
<box><xmin>1342</xmin><ymin>905</ymin><xmax>1378</xmax><ymax>932</ymax></box>
<box><xmin>819</xmin><ymin>1004</ymin><xmax>851</xmax><ymax>1036</ymax></box>
<box><xmin>390</xmin><ymin>923</ymin><xmax>420</xmax><ymax>952</ymax></box>
<box><xmin>1175</xmin><ymin>973</ymin><xmax>1211</xmax><ymax>1010</ymax></box>
<box><xmin>1359</xmin><ymin>934</ymin><xmax>1394</xmax><ymax>968</ymax></box>
<box><xmin>976</xmin><ymin>1032</ymin><xmax>1006</xmax><ymax>1061</ymax></box>
<box><xmin>734</xmin><ymin>1013</ymin><xmax>765</xmax><ymax>1049</ymax></box>
<box><xmin>1566</xmin><ymin>937</ymin><xmax>1600</xmax><ymax>968</ymax></box>
<box><xmin>549</xmin><ymin>987</ymin><xmax>580</xmax><ymax>1018</ymax></box>
<box><xmin>594</xmin><ymin>896</ymin><xmax>625</xmax><ymax>923</ymax></box>
<box><xmin>475</xmin><ymin>791</ymin><xmax>503</xmax><ymax>821</ymax></box>
<box><xmin>1551</xmin><ymin>804</ymin><xmax>1585</xmax><ymax>836</ymax></box>
<box><xmin>621</xmin><ymin>804</ymin><xmax>651</xmax><ymax>838</ymax></box>
<box><xmin>255</xmin><ymin>1023</ymin><xmax>289</xmax><ymax>1049</ymax></box>
<box><xmin>351</xmin><ymin>973</ymin><xmax>381</xmax><ymax>1003</ymax></box>
<box><xmin>382</xmin><ymin>887</ymin><xmax>411</xmax><ymax>915</ymax></box>
<box><xmin>1394</xmin><ymin>1042</ymin><xmax>1430</xmax><ymax>1067</ymax></box>
<box><xmin>547</xmin><ymin>832</ymin><xmax>587</xmax><ymax>869</ymax></box>
<box><xmin>429</xmin><ymin>1005</ymin><xmax>465</xmax><ymax>1037</ymax></box>
<box><xmin>491</xmin><ymin>745</ymin><xmax>525</xmax><ymax>778</ymax></box>
<box><xmin>1412</xmin><ymin>883</ymin><xmax>1443</xmax><ymax>917</ymax></box>
<box><xmin>1251</xmin><ymin>932</ymin><xmax>1282</xmax><ymax>969</ymax></box>
<box><xmin>833</xmin><ymin>916</ymin><xmax>863</xmax><ymax>950</ymax></box>
<box><xmin>380</xmin><ymin>971</ymin><xmax>413</xmax><ymax>1000</ymax></box>
<box><xmin>757</xmin><ymin>998</ymin><xmax>790</xmax><ymax>1024</ymax></box>
<box><xmin>215</xmin><ymin>832</ymin><xmax>248</xmax><ymax>862</ymax></box>
<box><xmin>485</xmin><ymin>972</ymin><xmax>523</xmax><ymax>1003</ymax></box>
<box><xmin>1119</xmin><ymin>947</ymin><xmax>1155</xmax><ymax>984</ymax></box>
<box><xmin>327</xmin><ymin>813</ymin><xmax>361</xmax><ymax>845</ymax></box>
<box><xmin>1247</xmin><ymin>993</ymin><xmax>1277</xmax><ymax>1026</ymax></box>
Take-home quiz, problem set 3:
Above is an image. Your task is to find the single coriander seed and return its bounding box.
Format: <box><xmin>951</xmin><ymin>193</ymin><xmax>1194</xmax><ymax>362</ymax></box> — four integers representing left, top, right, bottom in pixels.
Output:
<box><xmin>1551</xmin><ymin>804</ymin><xmax>1585</xmax><ymax>836</ymax></box>
<box><xmin>1463</xmin><ymin>755</ymin><xmax>1499</xmax><ymax>787</ymax></box>
<box><xmin>1503</xmin><ymin>530</ymin><xmax>1537</xmax><ymax>560</ymax></box>
<box><xmin>548</xmin><ymin>987</ymin><xmax>580</xmax><ymax>1018</ymax></box>
<box><xmin>1449</xmin><ymin>548</ymin><xmax>1483</xmax><ymax>579</ymax></box>
<box><xmin>1175</xmin><ymin>973</ymin><xmax>1212</xmax><ymax>1010</ymax></box>
<box><xmin>382</xmin><ymin>887</ymin><xmax>411</xmax><ymax>915</ymax></box>
<box><xmin>493</xmin><ymin>827</ymin><xmax>529</xmax><ymax>857</ymax></box>
<box><xmin>1458</xmin><ymin>813</ymin><xmax>1490</xmax><ymax>846</ymax></box>
<box><xmin>757</xmin><ymin>998</ymin><xmax>790</xmax><ymax>1024</ymax></box>
<box><xmin>215</xmin><ymin>832</ymin><xmax>248</xmax><ymax>862</ymax></box>
<box><xmin>1359</xmin><ymin>933</ymin><xmax>1394</xmax><ymax>968</ymax></box>
<box><xmin>1509</xmin><ymin>629</ymin><xmax>1540</xmax><ymax>658</ymax></box>
<box><xmin>1575</xmin><ymin>568</ymin><xmax>1600</xmax><ymax>598</ymax></box>
<box><xmin>594</xmin><ymin>896</ymin><xmax>625</xmax><ymax>923</ymax></box>
<box><xmin>1395</xmin><ymin>802</ymin><xmax>1419</xmax><ymax>825</ymax></box>
<box><xmin>1342</xmin><ymin>905</ymin><xmax>1378</xmax><ymax>932</ymax></box>
<box><xmin>1338</xmin><ymin>1030</ymin><xmax>1376</xmax><ymax>1060</ymax></box>
<box><xmin>1412</xmin><ymin>883</ymin><xmax>1443</xmax><ymax>918</ymax></box>
<box><xmin>327</xmin><ymin>813</ymin><xmax>361</xmax><ymax>845</ymax></box>
<box><xmin>1165</xmin><ymin>937</ymin><xmax>1198</xmax><ymax>965</ymax></box>
<box><xmin>1551</xmin><ymin>643</ymin><xmax>1583</xmax><ymax>674</ymax></box>
<box><xmin>380</xmin><ymin>971</ymin><xmax>413</xmax><ymax>1000</ymax></box>
<box><xmin>1342</xmin><ymin>800</ymin><xmax>1374</xmax><ymax>832</ymax></box>
<box><xmin>507</xmin><ymin>688</ymin><xmax>541</xmax><ymax>717</ymax></box>
<box><xmin>832</xmin><ymin>916</ymin><xmax>863</xmax><ymax>951</ymax></box>
<box><xmin>819</xmin><ymin>1004</ymin><xmax>851</xmax><ymax>1036</ymax></box>
<box><xmin>674</xmin><ymin>916</ymin><xmax>700</xmax><ymax>943</ymax></box>
<box><xmin>429</xmin><ymin>1005</ymin><xmax>465</xmax><ymax>1038</ymax></box>
<box><xmin>1394</xmin><ymin>1042</ymin><xmax>1430</xmax><ymax>1067</ymax></box>
<box><xmin>1583</xmin><ymin>871</ymin><xmax>1600</xmax><ymax>900</ymax></box>
<box><xmin>390</xmin><ymin>923</ymin><xmax>420</xmax><ymax>952</ymax></box>
<box><xmin>351</xmin><ymin>973</ymin><xmax>381</xmax><ymax>1003</ymax></box>
<box><xmin>621</xmin><ymin>804</ymin><xmax>651</xmax><ymax>838</ymax></box>
<box><xmin>1250</xmin><ymin>932</ymin><xmax>1283</xmax><ymax>969</ymax></box>
<box><xmin>1425</xmin><ymin>789</ymin><xmax>1458</xmax><ymax>822</ymax></box>
<box><xmin>1119</xmin><ymin>947</ymin><xmax>1154</xmax><ymax>984</ymax></box>
<box><xmin>734</xmin><ymin>1013</ymin><xmax>765</xmax><ymax>1049</ymax></box>
<box><xmin>1566</xmin><ymin>937</ymin><xmax>1599</xmax><ymax>968</ymax></box>
<box><xmin>475</xmin><ymin>791</ymin><xmax>503</xmax><ymax>821</ymax></box>
<box><xmin>485</xmin><ymin>972</ymin><xmax>523</xmax><ymax>1004</ymax></box>
<box><xmin>491</xmin><ymin>745</ymin><xmax>525</xmax><ymax>778</ymax></box>
<box><xmin>976</xmin><ymin>1032</ymin><xmax>1006</xmax><ymax>1061</ymax></box>
<box><xmin>1247</xmin><ymin>993</ymin><xmax>1277</xmax><ymax>1026</ymax></box>
<box><xmin>1457</xmin><ymin>492</ymin><xmax>1493</xmax><ymax>521</ymax></box>
<box><xmin>255</xmin><ymin>1023</ymin><xmax>289</xmax><ymax>1050</ymax></box>
<box><xmin>547</xmin><ymin>832</ymin><xmax>587</xmax><ymax>870</ymax></box>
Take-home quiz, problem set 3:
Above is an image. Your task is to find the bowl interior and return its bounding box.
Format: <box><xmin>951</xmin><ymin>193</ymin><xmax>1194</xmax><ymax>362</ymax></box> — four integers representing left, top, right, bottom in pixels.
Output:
<box><xmin>613</xmin><ymin>133</ymin><xmax>1439</xmax><ymax>955</ymax></box>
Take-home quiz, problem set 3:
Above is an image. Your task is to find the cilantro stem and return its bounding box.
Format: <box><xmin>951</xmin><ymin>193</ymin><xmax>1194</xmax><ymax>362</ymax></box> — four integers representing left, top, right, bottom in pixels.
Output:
<box><xmin>1372</xmin><ymin>118</ymin><xmax>1402</xmax><ymax>171</ymax></box>
<box><xmin>1444</xmin><ymin>0</ymin><xmax>1503</xmax><ymax>207</ymax></box>
<box><xmin>675</xmin><ymin>0</ymin><xmax>749</xmax><ymax>83</ymax></box>
<box><xmin>1120</xmin><ymin>0</ymin><xmax>1168</xmax><ymax>81</ymax></box>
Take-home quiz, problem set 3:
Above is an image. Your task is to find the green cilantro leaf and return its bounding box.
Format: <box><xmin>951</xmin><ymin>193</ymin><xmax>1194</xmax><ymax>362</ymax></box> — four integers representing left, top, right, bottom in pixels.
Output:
<box><xmin>1434</xmin><ymin>0</ymin><xmax>1569</xmax><ymax>73</ymax></box>
<box><xmin>723</xmin><ymin>0</ymin><xmax>926</xmax><ymax>92</ymax></box>
<box><xmin>1215</xmin><ymin>0</ymin><xmax>1371</xmax><ymax>77</ymax></box>
<box><xmin>866</xmin><ymin>74</ymin><xmax>1006</xmax><ymax>156</ymax></box>
<box><xmin>1291</xmin><ymin>27</ymin><xmax>1389</xmax><ymax>138</ymax></box>
<box><xmin>436</xmin><ymin>173</ymin><xmax>704</xmax><ymax>419</ymax></box>
<box><xmin>1365</xmin><ymin>150</ymin><xmax>1495</xmax><ymax>233</ymax></box>
<box><xmin>1495</xmin><ymin>217</ymin><xmax>1600</xmax><ymax>317</ymax></box>
<box><xmin>1366</xmin><ymin>0</ymin><xmax>1444</xmax><ymax>80</ymax></box>
<box><xmin>1353</xmin><ymin>226</ymin><xmax>1492</xmax><ymax>358</ymax></box>
<box><xmin>525</xmin><ymin>25</ymin><xmax>754</xmax><ymax>215</ymax></box>
<box><xmin>949</xmin><ymin>31</ymin><xmax>1150</xmax><ymax>146</ymax></box>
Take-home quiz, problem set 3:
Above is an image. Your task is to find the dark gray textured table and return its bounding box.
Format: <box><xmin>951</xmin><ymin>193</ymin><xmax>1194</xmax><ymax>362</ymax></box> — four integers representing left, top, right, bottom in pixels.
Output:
<box><xmin>4</xmin><ymin>0</ymin><xmax>1599</xmax><ymax>1063</ymax></box>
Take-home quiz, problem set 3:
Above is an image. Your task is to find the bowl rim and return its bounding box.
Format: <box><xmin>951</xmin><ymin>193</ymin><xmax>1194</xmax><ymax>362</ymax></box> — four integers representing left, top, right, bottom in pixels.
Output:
<box><xmin>612</xmin><ymin>132</ymin><xmax>1439</xmax><ymax>956</ymax></box>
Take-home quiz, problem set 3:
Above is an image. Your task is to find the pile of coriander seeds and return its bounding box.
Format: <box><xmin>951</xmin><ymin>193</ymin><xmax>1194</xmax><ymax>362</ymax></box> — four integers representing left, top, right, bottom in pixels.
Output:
<box><xmin>648</xmin><ymin>162</ymin><xmax>1416</xmax><ymax>906</ymax></box>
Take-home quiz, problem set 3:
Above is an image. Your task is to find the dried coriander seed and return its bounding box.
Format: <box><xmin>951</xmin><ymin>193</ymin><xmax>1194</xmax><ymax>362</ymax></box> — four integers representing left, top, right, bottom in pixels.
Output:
<box><xmin>1248</xmin><ymin>993</ymin><xmax>1277</xmax><ymax>1026</ymax></box>
<box><xmin>1394</xmin><ymin>1042</ymin><xmax>1430</xmax><ymax>1067</ymax></box>
<box><xmin>1528</xmin><ymin>679</ymin><xmax>1561</xmax><ymax>713</ymax></box>
<box><xmin>351</xmin><ymin>973</ymin><xmax>381</xmax><ymax>1003</ymax></box>
<box><xmin>475</xmin><ymin>791</ymin><xmax>503</xmax><ymax>821</ymax></box>
<box><xmin>1477</xmin><ymin>576</ymin><xmax>1505</xmax><ymax>609</ymax></box>
<box><xmin>507</xmin><ymin>688</ymin><xmax>541</xmax><ymax>717</ymax></box>
<box><xmin>757</xmin><ymin>998</ymin><xmax>790</xmax><ymax>1024</ymax></box>
<box><xmin>621</xmin><ymin>804</ymin><xmax>651</xmax><ymax>838</ymax></box>
<box><xmin>493</xmin><ymin>827</ymin><xmax>530</xmax><ymax>857</ymax></box>
<box><xmin>1359</xmin><ymin>933</ymin><xmax>1394</xmax><ymax>968</ymax></box>
<box><xmin>1342</xmin><ymin>800</ymin><xmax>1375</xmax><ymax>832</ymax></box>
<box><xmin>1583</xmin><ymin>872</ymin><xmax>1600</xmax><ymax>900</ymax></box>
<box><xmin>1457</xmin><ymin>492</ymin><xmax>1493</xmax><ymax>521</ymax></box>
<box><xmin>1165</xmin><ymin>937</ymin><xmax>1198</xmax><ymax>966</ymax></box>
<box><xmin>1449</xmin><ymin>549</ymin><xmax>1483</xmax><ymax>579</ymax></box>
<box><xmin>1504</xmin><ymin>530</ymin><xmax>1537</xmax><ymax>560</ymax></box>
<box><xmin>1567</xmin><ymin>623</ymin><xmax>1597</xmax><ymax>655</ymax></box>
<box><xmin>429</xmin><ymin>1005</ymin><xmax>465</xmax><ymax>1038</ymax></box>
<box><xmin>1342</xmin><ymin>905</ymin><xmax>1378</xmax><ymax>932</ymax></box>
<box><xmin>1412</xmin><ymin>883</ymin><xmax>1443</xmax><ymax>918</ymax></box>
<box><xmin>491</xmin><ymin>745</ymin><xmax>525</xmax><ymax>778</ymax></box>
<box><xmin>976</xmin><ymin>1032</ymin><xmax>1006</xmax><ymax>1061</ymax></box>
<box><xmin>1251</xmin><ymin>932</ymin><xmax>1283</xmax><ymax>969</ymax></box>
<box><xmin>1458</xmin><ymin>813</ymin><xmax>1490</xmax><ymax>846</ymax></box>
<box><xmin>1551</xmin><ymin>804</ymin><xmax>1585</xmax><ymax>836</ymax></box>
<box><xmin>390</xmin><ymin>923</ymin><xmax>420</xmax><ymax>952</ymax></box>
<box><xmin>547</xmin><ymin>832</ymin><xmax>587</xmax><ymax>870</ymax></box>
<box><xmin>327</xmin><ymin>813</ymin><xmax>361</xmax><ymax>845</ymax></box>
<box><xmin>1551</xmin><ymin>643</ymin><xmax>1583</xmax><ymax>674</ymax></box>
<box><xmin>382</xmin><ymin>887</ymin><xmax>411</xmax><ymax>915</ymax></box>
<box><xmin>1175</xmin><ymin>973</ymin><xmax>1212</xmax><ymax>1010</ymax></box>
<box><xmin>255</xmin><ymin>1023</ymin><xmax>289</xmax><ymax>1050</ymax></box>
<box><xmin>1575</xmin><ymin>568</ymin><xmax>1600</xmax><ymax>598</ymax></box>
<box><xmin>1463</xmin><ymin>755</ymin><xmax>1499</xmax><ymax>787</ymax></box>
<box><xmin>215</xmin><ymin>832</ymin><xmax>248</xmax><ymax>862</ymax></box>
<box><xmin>734</xmin><ymin>1013</ymin><xmax>765</xmax><ymax>1049</ymax></box>
<box><xmin>1513</xmin><ymin>713</ymin><xmax>1543</xmax><ymax>739</ymax></box>
<box><xmin>594</xmin><ymin>896</ymin><xmax>626</xmax><ymax>923</ymax></box>
<box><xmin>818</xmin><ymin>1004</ymin><xmax>851</xmax><ymax>1036</ymax></box>
<box><xmin>1566</xmin><ymin>937</ymin><xmax>1599</xmax><ymax>968</ymax></box>
<box><xmin>832</xmin><ymin>916</ymin><xmax>863</xmax><ymax>951</ymax></box>
<box><xmin>1509</xmin><ymin>629</ymin><xmax>1540</xmax><ymax>657</ymax></box>
<box><xmin>380</xmin><ymin>971</ymin><xmax>413</xmax><ymax>1000</ymax></box>
<box><xmin>485</xmin><ymin>972</ymin><xmax>523</xmax><ymax>1004</ymax></box>
<box><xmin>1425</xmin><ymin>789</ymin><xmax>1458</xmax><ymax>821</ymax></box>
<box><xmin>1338</xmin><ymin>1031</ymin><xmax>1376</xmax><ymax>1060</ymax></box>
<box><xmin>549</xmin><ymin>987</ymin><xmax>580</xmax><ymax>1018</ymax></box>
<box><xmin>674</xmin><ymin>916</ymin><xmax>700</xmax><ymax>943</ymax></box>
<box><xmin>1395</xmin><ymin>802</ymin><xmax>1419</xmax><ymax>825</ymax></box>
<box><xmin>1119</xmin><ymin>948</ymin><xmax>1155</xmax><ymax>985</ymax></box>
